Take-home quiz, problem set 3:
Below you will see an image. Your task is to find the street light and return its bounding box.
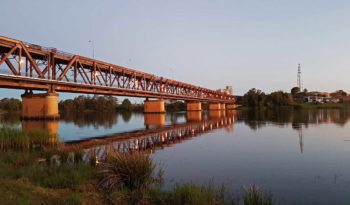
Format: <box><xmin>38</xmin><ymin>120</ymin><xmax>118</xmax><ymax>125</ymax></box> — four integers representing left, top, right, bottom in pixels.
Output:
<box><xmin>88</xmin><ymin>40</ymin><xmax>95</xmax><ymax>59</ymax></box>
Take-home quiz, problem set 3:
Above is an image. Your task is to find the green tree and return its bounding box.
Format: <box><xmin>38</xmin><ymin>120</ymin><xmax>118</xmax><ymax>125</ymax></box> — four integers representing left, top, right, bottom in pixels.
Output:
<box><xmin>266</xmin><ymin>91</ymin><xmax>293</xmax><ymax>107</ymax></box>
<box><xmin>120</xmin><ymin>99</ymin><xmax>132</xmax><ymax>111</ymax></box>
<box><xmin>242</xmin><ymin>88</ymin><xmax>266</xmax><ymax>107</ymax></box>
<box><xmin>0</xmin><ymin>98</ymin><xmax>21</xmax><ymax>112</ymax></box>
<box><xmin>291</xmin><ymin>87</ymin><xmax>300</xmax><ymax>96</ymax></box>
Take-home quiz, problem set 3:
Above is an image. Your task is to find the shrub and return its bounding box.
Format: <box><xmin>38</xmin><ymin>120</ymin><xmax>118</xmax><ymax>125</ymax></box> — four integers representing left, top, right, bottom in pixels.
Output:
<box><xmin>98</xmin><ymin>151</ymin><xmax>162</xmax><ymax>192</ymax></box>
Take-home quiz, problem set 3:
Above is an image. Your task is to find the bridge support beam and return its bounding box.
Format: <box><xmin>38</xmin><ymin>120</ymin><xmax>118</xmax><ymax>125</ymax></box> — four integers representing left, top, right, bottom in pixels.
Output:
<box><xmin>144</xmin><ymin>99</ymin><xmax>165</xmax><ymax>113</ymax></box>
<box><xmin>21</xmin><ymin>91</ymin><xmax>59</xmax><ymax>120</ymax></box>
<box><xmin>186</xmin><ymin>102</ymin><xmax>202</xmax><ymax>111</ymax></box>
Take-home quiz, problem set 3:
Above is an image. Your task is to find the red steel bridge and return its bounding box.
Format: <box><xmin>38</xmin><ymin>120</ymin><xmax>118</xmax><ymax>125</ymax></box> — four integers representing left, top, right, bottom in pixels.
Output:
<box><xmin>0</xmin><ymin>36</ymin><xmax>235</xmax><ymax>103</ymax></box>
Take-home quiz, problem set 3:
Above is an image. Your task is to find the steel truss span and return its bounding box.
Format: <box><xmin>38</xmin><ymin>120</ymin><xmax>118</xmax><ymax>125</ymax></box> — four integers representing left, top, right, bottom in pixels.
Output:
<box><xmin>0</xmin><ymin>36</ymin><xmax>235</xmax><ymax>103</ymax></box>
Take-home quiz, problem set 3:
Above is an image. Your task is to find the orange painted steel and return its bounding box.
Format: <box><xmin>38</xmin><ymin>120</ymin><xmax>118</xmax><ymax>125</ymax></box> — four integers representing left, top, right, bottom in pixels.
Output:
<box><xmin>0</xmin><ymin>36</ymin><xmax>235</xmax><ymax>103</ymax></box>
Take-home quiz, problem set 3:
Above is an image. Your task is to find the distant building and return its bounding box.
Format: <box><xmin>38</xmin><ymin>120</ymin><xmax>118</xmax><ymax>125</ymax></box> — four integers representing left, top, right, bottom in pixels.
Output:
<box><xmin>343</xmin><ymin>95</ymin><xmax>350</xmax><ymax>103</ymax></box>
<box><xmin>217</xmin><ymin>86</ymin><xmax>233</xmax><ymax>95</ymax></box>
<box><xmin>304</xmin><ymin>92</ymin><xmax>334</xmax><ymax>103</ymax></box>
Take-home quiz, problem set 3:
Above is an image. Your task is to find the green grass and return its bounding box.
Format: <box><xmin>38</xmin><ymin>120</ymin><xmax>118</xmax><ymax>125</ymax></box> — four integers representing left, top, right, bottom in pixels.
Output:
<box><xmin>159</xmin><ymin>183</ymin><xmax>239</xmax><ymax>205</ymax></box>
<box><xmin>0</xmin><ymin>136</ymin><xmax>276</xmax><ymax>205</ymax></box>
<box><xmin>0</xmin><ymin>149</ymin><xmax>102</xmax><ymax>205</ymax></box>
<box><xmin>243</xmin><ymin>185</ymin><xmax>274</xmax><ymax>205</ymax></box>
<box><xmin>0</xmin><ymin>127</ymin><xmax>57</xmax><ymax>151</ymax></box>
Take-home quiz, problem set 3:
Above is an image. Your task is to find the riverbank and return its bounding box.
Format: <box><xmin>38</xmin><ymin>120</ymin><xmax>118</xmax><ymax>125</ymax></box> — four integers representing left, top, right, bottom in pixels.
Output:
<box><xmin>0</xmin><ymin>127</ymin><xmax>275</xmax><ymax>205</ymax></box>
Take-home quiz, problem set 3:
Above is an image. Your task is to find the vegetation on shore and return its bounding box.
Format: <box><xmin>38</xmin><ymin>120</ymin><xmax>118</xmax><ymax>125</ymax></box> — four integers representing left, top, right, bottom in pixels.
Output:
<box><xmin>59</xmin><ymin>95</ymin><xmax>191</xmax><ymax>113</ymax></box>
<box><xmin>0</xmin><ymin>98</ymin><xmax>21</xmax><ymax>113</ymax></box>
<box><xmin>239</xmin><ymin>88</ymin><xmax>350</xmax><ymax>110</ymax></box>
<box><xmin>0</xmin><ymin>127</ymin><xmax>276</xmax><ymax>205</ymax></box>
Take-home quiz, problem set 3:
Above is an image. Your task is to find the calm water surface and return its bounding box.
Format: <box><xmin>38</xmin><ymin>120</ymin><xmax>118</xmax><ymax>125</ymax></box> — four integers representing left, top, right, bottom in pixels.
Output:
<box><xmin>1</xmin><ymin>109</ymin><xmax>350</xmax><ymax>205</ymax></box>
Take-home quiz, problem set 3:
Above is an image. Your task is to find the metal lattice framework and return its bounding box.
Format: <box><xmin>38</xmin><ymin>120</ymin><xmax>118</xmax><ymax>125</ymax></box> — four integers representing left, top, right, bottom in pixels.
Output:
<box><xmin>0</xmin><ymin>36</ymin><xmax>235</xmax><ymax>103</ymax></box>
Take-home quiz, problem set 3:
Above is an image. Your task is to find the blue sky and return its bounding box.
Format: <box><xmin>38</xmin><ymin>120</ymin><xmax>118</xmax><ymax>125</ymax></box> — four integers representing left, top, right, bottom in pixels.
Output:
<box><xmin>1</xmin><ymin>0</ymin><xmax>350</xmax><ymax>100</ymax></box>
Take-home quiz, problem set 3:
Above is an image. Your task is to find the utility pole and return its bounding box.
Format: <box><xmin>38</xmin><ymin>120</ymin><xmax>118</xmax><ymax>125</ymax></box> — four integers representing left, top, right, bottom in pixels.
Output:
<box><xmin>297</xmin><ymin>63</ymin><xmax>302</xmax><ymax>90</ymax></box>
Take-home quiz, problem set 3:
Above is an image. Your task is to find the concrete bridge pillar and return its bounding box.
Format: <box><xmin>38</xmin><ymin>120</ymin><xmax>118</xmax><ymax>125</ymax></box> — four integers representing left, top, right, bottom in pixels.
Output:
<box><xmin>186</xmin><ymin>102</ymin><xmax>202</xmax><ymax>111</ymax></box>
<box><xmin>21</xmin><ymin>91</ymin><xmax>59</xmax><ymax>120</ymax></box>
<box><xmin>226</xmin><ymin>104</ymin><xmax>237</xmax><ymax>110</ymax></box>
<box><xmin>221</xmin><ymin>103</ymin><xmax>226</xmax><ymax>110</ymax></box>
<box><xmin>144</xmin><ymin>99</ymin><xmax>165</xmax><ymax>113</ymax></box>
<box><xmin>209</xmin><ymin>103</ymin><xmax>222</xmax><ymax>110</ymax></box>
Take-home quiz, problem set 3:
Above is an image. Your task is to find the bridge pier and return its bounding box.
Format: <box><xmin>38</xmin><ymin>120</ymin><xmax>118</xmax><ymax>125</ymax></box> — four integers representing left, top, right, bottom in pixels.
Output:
<box><xmin>144</xmin><ymin>99</ymin><xmax>165</xmax><ymax>113</ymax></box>
<box><xmin>21</xmin><ymin>91</ymin><xmax>59</xmax><ymax>120</ymax></box>
<box><xmin>221</xmin><ymin>103</ymin><xmax>226</xmax><ymax>110</ymax></box>
<box><xmin>226</xmin><ymin>104</ymin><xmax>237</xmax><ymax>110</ymax></box>
<box><xmin>209</xmin><ymin>103</ymin><xmax>225</xmax><ymax>110</ymax></box>
<box><xmin>186</xmin><ymin>102</ymin><xmax>202</xmax><ymax>111</ymax></box>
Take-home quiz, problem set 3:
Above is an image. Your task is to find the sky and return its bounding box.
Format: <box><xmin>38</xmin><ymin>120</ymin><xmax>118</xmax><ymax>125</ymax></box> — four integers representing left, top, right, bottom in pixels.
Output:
<box><xmin>1</xmin><ymin>0</ymin><xmax>350</xmax><ymax>100</ymax></box>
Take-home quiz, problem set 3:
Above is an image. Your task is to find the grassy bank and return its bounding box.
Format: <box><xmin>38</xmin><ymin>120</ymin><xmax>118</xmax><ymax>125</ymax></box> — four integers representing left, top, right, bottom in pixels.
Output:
<box><xmin>0</xmin><ymin>128</ymin><xmax>275</xmax><ymax>205</ymax></box>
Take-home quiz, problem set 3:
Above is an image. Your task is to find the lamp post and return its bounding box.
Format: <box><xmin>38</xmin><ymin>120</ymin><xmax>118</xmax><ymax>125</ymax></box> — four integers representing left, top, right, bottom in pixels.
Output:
<box><xmin>88</xmin><ymin>40</ymin><xmax>95</xmax><ymax>58</ymax></box>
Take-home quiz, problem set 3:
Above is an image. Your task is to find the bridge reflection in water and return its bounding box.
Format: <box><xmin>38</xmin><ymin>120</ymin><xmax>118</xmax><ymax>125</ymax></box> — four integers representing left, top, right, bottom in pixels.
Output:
<box><xmin>63</xmin><ymin>110</ymin><xmax>236</xmax><ymax>160</ymax></box>
<box><xmin>21</xmin><ymin>120</ymin><xmax>59</xmax><ymax>146</ymax></box>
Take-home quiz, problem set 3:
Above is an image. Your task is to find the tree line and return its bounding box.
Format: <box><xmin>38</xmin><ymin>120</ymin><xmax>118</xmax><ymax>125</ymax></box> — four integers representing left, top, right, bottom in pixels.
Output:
<box><xmin>241</xmin><ymin>88</ymin><xmax>293</xmax><ymax>107</ymax></box>
<box><xmin>241</xmin><ymin>87</ymin><xmax>349</xmax><ymax>108</ymax></box>
<box><xmin>59</xmin><ymin>95</ymin><xmax>118</xmax><ymax>112</ymax></box>
<box><xmin>58</xmin><ymin>95</ymin><xmax>188</xmax><ymax>112</ymax></box>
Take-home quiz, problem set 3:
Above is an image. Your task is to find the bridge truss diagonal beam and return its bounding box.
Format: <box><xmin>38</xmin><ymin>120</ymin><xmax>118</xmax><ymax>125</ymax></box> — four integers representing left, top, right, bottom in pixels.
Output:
<box><xmin>0</xmin><ymin>36</ymin><xmax>235</xmax><ymax>103</ymax></box>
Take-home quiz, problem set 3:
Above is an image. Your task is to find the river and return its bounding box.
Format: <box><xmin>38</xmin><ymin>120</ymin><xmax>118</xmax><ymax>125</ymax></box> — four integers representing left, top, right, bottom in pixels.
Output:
<box><xmin>1</xmin><ymin>108</ymin><xmax>350</xmax><ymax>205</ymax></box>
